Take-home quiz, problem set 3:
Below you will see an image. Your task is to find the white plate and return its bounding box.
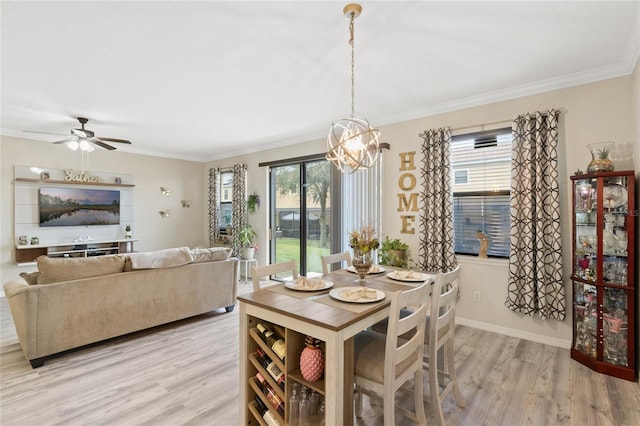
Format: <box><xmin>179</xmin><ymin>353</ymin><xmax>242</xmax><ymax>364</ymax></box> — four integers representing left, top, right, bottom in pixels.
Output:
<box><xmin>285</xmin><ymin>277</ymin><xmax>334</xmax><ymax>292</ymax></box>
<box><xmin>346</xmin><ymin>265</ymin><xmax>386</xmax><ymax>274</ymax></box>
<box><xmin>329</xmin><ymin>287</ymin><xmax>385</xmax><ymax>303</ymax></box>
<box><xmin>602</xmin><ymin>185</ymin><xmax>628</xmax><ymax>208</ymax></box>
<box><xmin>386</xmin><ymin>270</ymin><xmax>432</xmax><ymax>282</ymax></box>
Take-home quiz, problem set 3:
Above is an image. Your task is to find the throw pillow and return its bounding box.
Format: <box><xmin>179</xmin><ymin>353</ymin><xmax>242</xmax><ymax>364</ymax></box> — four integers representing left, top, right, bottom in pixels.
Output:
<box><xmin>36</xmin><ymin>255</ymin><xmax>126</xmax><ymax>284</ymax></box>
<box><xmin>19</xmin><ymin>271</ymin><xmax>40</xmax><ymax>285</ymax></box>
<box><xmin>190</xmin><ymin>247</ymin><xmax>232</xmax><ymax>263</ymax></box>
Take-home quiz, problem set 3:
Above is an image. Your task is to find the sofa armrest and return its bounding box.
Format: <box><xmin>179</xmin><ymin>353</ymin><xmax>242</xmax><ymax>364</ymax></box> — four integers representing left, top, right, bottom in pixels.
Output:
<box><xmin>3</xmin><ymin>280</ymin><xmax>39</xmax><ymax>361</ymax></box>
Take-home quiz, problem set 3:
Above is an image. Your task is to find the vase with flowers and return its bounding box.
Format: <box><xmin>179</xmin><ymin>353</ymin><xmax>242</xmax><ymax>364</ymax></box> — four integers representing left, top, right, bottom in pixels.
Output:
<box><xmin>349</xmin><ymin>225</ymin><xmax>379</xmax><ymax>285</ymax></box>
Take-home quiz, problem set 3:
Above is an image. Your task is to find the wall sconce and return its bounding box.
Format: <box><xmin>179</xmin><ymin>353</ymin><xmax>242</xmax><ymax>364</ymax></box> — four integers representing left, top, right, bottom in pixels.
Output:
<box><xmin>160</xmin><ymin>187</ymin><xmax>172</xmax><ymax>196</ymax></box>
<box><xmin>159</xmin><ymin>210</ymin><xmax>171</xmax><ymax>218</ymax></box>
<box><xmin>181</xmin><ymin>200</ymin><xmax>192</xmax><ymax>208</ymax></box>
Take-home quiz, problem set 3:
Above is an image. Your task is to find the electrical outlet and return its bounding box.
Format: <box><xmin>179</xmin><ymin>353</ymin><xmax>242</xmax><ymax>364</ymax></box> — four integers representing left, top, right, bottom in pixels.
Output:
<box><xmin>473</xmin><ymin>291</ymin><xmax>481</xmax><ymax>302</ymax></box>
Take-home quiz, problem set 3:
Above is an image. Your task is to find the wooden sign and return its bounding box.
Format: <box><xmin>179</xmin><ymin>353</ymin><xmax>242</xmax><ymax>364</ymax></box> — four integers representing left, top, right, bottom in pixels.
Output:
<box><xmin>397</xmin><ymin>152</ymin><xmax>418</xmax><ymax>234</ymax></box>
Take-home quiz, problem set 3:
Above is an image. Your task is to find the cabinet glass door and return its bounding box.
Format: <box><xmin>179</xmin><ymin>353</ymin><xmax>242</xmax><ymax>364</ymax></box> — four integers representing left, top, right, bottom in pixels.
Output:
<box><xmin>574</xmin><ymin>178</ymin><xmax>597</xmax><ymax>281</ymax></box>
<box><xmin>602</xmin><ymin>175</ymin><xmax>630</xmax><ymax>286</ymax></box>
<box><xmin>603</xmin><ymin>287</ymin><xmax>629</xmax><ymax>367</ymax></box>
<box><xmin>573</xmin><ymin>281</ymin><xmax>598</xmax><ymax>359</ymax></box>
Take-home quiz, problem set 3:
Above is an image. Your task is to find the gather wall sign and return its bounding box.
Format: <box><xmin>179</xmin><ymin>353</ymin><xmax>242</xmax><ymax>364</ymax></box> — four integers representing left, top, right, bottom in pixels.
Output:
<box><xmin>397</xmin><ymin>151</ymin><xmax>418</xmax><ymax>234</ymax></box>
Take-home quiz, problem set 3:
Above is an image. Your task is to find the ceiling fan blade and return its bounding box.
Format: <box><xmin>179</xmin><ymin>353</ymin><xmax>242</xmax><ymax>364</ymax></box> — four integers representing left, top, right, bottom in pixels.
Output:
<box><xmin>23</xmin><ymin>130</ymin><xmax>68</xmax><ymax>136</ymax></box>
<box><xmin>92</xmin><ymin>140</ymin><xmax>117</xmax><ymax>150</ymax></box>
<box><xmin>96</xmin><ymin>137</ymin><xmax>132</xmax><ymax>144</ymax></box>
<box><xmin>71</xmin><ymin>128</ymin><xmax>95</xmax><ymax>138</ymax></box>
<box><xmin>52</xmin><ymin>138</ymin><xmax>75</xmax><ymax>145</ymax></box>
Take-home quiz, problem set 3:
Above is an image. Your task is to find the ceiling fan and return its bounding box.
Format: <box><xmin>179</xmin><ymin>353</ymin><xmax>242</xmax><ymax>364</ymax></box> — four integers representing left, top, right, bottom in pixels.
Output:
<box><xmin>27</xmin><ymin>117</ymin><xmax>132</xmax><ymax>151</ymax></box>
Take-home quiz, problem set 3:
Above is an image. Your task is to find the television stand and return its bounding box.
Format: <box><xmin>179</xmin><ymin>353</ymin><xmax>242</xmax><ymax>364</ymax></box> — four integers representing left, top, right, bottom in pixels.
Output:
<box><xmin>15</xmin><ymin>239</ymin><xmax>138</xmax><ymax>265</ymax></box>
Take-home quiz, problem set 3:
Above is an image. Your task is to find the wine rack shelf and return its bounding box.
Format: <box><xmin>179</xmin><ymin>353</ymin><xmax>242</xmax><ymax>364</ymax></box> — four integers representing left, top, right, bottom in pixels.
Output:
<box><xmin>245</xmin><ymin>315</ymin><xmax>326</xmax><ymax>425</ymax></box>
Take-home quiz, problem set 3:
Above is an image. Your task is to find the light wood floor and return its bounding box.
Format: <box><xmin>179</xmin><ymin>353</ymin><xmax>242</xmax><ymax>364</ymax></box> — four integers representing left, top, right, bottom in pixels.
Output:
<box><xmin>1</xmin><ymin>281</ymin><xmax>639</xmax><ymax>425</ymax></box>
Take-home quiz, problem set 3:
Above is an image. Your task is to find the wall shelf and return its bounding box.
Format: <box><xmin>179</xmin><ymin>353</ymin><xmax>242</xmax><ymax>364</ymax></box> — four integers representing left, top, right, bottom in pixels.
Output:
<box><xmin>15</xmin><ymin>177</ymin><xmax>135</xmax><ymax>188</ymax></box>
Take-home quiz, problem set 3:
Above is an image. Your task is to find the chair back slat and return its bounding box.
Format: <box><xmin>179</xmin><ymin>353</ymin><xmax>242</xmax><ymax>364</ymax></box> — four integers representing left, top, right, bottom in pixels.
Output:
<box><xmin>251</xmin><ymin>260</ymin><xmax>298</xmax><ymax>291</ymax></box>
<box><xmin>384</xmin><ymin>281</ymin><xmax>431</xmax><ymax>381</ymax></box>
<box><xmin>321</xmin><ymin>251</ymin><xmax>352</xmax><ymax>274</ymax></box>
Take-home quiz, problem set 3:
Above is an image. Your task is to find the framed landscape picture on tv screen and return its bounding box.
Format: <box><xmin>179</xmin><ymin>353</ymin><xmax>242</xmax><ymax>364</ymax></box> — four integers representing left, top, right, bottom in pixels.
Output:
<box><xmin>39</xmin><ymin>187</ymin><xmax>120</xmax><ymax>227</ymax></box>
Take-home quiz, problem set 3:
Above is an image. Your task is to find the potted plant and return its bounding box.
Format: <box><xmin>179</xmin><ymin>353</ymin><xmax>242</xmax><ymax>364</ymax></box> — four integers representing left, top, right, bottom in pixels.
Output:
<box><xmin>239</xmin><ymin>224</ymin><xmax>257</xmax><ymax>259</ymax></box>
<box><xmin>379</xmin><ymin>237</ymin><xmax>409</xmax><ymax>268</ymax></box>
<box><xmin>124</xmin><ymin>224</ymin><xmax>132</xmax><ymax>239</ymax></box>
<box><xmin>247</xmin><ymin>192</ymin><xmax>260</xmax><ymax>214</ymax></box>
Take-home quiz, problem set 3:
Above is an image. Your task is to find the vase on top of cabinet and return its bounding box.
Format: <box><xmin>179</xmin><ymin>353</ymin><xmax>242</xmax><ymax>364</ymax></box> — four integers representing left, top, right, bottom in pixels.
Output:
<box><xmin>570</xmin><ymin>170</ymin><xmax>636</xmax><ymax>381</ymax></box>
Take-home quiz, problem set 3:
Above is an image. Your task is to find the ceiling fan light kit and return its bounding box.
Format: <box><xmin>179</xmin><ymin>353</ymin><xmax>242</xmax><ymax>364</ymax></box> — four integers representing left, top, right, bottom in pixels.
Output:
<box><xmin>326</xmin><ymin>3</ymin><xmax>381</xmax><ymax>174</ymax></box>
<box><xmin>46</xmin><ymin>117</ymin><xmax>132</xmax><ymax>151</ymax></box>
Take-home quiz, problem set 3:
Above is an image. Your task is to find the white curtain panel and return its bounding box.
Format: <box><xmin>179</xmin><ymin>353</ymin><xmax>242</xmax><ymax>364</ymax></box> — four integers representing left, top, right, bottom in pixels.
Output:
<box><xmin>341</xmin><ymin>153</ymin><xmax>384</xmax><ymax>261</ymax></box>
<box><xmin>418</xmin><ymin>127</ymin><xmax>457</xmax><ymax>273</ymax></box>
<box><xmin>506</xmin><ymin>109</ymin><xmax>565</xmax><ymax>320</ymax></box>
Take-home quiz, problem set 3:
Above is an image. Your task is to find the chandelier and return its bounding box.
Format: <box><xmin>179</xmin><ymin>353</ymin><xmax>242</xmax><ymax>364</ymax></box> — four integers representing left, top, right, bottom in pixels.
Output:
<box><xmin>326</xmin><ymin>3</ymin><xmax>380</xmax><ymax>174</ymax></box>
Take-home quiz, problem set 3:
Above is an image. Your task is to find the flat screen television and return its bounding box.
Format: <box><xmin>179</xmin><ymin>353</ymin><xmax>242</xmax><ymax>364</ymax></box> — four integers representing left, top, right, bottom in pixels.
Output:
<box><xmin>39</xmin><ymin>187</ymin><xmax>120</xmax><ymax>227</ymax></box>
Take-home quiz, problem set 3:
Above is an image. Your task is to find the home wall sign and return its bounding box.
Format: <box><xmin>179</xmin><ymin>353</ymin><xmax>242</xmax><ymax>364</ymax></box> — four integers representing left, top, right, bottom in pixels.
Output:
<box><xmin>64</xmin><ymin>169</ymin><xmax>103</xmax><ymax>183</ymax></box>
<box><xmin>397</xmin><ymin>151</ymin><xmax>418</xmax><ymax>234</ymax></box>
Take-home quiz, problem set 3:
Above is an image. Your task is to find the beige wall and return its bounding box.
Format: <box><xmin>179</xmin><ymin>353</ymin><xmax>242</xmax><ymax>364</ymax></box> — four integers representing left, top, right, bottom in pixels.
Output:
<box><xmin>1</xmin><ymin>136</ymin><xmax>207</xmax><ymax>286</ymax></box>
<box><xmin>2</xmin><ymin>73</ymin><xmax>636</xmax><ymax>348</ymax></box>
<box><xmin>208</xmin><ymin>75</ymin><xmax>636</xmax><ymax>348</ymax></box>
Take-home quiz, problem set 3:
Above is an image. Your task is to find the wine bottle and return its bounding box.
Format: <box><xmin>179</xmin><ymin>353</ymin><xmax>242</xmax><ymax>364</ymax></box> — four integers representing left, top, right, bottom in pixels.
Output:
<box><xmin>256</xmin><ymin>349</ymin><xmax>285</xmax><ymax>390</ymax></box>
<box><xmin>256</xmin><ymin>370</ymin><xmax>284</xmax><ymax>416</ymax></box>
<box><xmin>256</xmin><ymin>323</ymin><xmax>286</xmax><ymax>360</ymax></box>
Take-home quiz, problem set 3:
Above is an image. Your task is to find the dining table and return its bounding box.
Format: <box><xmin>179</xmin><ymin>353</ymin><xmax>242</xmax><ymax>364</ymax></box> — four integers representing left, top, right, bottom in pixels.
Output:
<box><xmin>238</xmin><ymin>266</ymin><xmax>435</xmax><ymax>425</ymax></box>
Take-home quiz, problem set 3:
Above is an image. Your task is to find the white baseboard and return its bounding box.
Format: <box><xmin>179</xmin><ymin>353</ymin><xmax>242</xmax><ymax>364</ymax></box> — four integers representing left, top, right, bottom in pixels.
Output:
<box><xmin>456</xmin><ymin>317</ymin><xmax>572</xmax><ymax>349</ymax></box>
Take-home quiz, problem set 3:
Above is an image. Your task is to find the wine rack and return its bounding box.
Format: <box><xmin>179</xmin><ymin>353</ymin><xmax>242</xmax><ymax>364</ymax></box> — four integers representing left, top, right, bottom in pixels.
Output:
<box><xmin>245</xmin><ymin>315</ymin><xmax>326</xmax><ymax>425</ymax></box>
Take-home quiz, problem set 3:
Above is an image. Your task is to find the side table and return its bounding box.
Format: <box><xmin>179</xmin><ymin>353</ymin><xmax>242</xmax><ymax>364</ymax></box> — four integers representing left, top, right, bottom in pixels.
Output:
<box><xmin>238</xmin><ymin>258</ymin><xmax>258</xmax><ymax>283</ymax></box>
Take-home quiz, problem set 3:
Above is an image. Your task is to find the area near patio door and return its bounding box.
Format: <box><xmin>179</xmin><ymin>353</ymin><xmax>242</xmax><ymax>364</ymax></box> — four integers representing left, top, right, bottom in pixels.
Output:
<box><xmin>270</xmin><ymin>160</ymin><xmax>333</xmax><ymax>277</ymax></box>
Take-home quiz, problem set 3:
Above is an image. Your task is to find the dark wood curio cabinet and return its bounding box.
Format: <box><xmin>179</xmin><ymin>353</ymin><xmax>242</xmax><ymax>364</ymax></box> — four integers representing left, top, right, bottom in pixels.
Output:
<box><xmin>570</xmin><ymin>170</ymin><xmax>636</xmax><ymax>381</ymax></box>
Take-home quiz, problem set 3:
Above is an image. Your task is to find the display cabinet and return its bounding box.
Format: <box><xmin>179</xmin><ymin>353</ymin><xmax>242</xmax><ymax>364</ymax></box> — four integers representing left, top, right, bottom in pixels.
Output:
<box><xmin>571</xmin><ymin>170</ymin><xmax>636</xmax><ymax>381</ymax></box>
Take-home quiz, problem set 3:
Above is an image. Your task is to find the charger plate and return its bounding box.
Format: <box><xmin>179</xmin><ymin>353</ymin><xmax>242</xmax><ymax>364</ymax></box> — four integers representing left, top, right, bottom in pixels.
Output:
<box><xmin>285</xmin><ymin>277</ymin><xmax>333</xmax><ymax>291</ymax></box>
<box><xmin>329</xmin><ymin>287</ymin><xmax>385</xmax><ymax>303</ymax></box>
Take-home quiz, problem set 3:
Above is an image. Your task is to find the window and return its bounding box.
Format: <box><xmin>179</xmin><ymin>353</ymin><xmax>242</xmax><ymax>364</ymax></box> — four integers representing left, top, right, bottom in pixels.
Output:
<box><xmin>451</xmin><ymin>128</ymin><xmax>511</xmax><ymax>258</ymax></box>
<box><xmin>219</xmin><ymin>171</ymin><xmax>233</xmax><ymax>234</ymax></box>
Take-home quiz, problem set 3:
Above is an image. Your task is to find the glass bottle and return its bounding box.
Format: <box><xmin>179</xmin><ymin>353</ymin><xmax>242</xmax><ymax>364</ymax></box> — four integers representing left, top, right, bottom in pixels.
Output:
<box><xmin>288</xmin><ymin>382</ymin><xmax>300</xmax><ymax>426</ymax></box>
<box><xmin>256</xmin><ymin>323</ymin><xmax>286</xmax><ymax>360</ymax></box>
<box><xmin>299</xmin><ymin>390</ymin><xmax>311</xmax><ymax>426</ymax></box>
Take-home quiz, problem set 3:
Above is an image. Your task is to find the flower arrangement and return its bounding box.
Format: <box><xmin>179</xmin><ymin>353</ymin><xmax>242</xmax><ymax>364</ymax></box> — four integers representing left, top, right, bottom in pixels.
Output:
<box><xmin>349</xmin><ymin>225</ymin><xmax>380</xmax><ymax>253</ymax></box>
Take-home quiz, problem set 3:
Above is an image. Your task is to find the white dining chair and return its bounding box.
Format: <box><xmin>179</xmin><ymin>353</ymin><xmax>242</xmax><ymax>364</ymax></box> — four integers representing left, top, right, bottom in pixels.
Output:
<box><xmin>353</xmin><ymin>280</ymin><xmax>432</xmax><ymax>426</ymax></box>
<box><xmin>251</xmin><ymin>260</ymin><xmax>298</xmax><ymax>292</ymax></box>
<box><xmin>320</xmin><ymin>251</ymin><xmax>352</xmax><ymax>274</ymax></box>
<box><xmin>425</xmin><ymin>265</ymin><xmax>465</xmax><ymax>425</ymax></box>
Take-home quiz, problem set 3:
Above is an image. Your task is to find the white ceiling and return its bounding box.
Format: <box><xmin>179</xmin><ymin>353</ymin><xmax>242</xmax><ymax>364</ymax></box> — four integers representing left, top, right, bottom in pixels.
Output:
<box><xmin>2</xmin><ymin>1</ymin><xmax>639</xmax><ymax>162</ymax></box>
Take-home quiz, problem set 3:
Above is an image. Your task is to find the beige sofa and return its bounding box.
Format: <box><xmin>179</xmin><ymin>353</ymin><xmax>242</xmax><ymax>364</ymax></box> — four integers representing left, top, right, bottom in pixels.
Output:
<box><xmin>4</xmin><ymin>247</ymin><xmax>239</xmax><ymax>368</ymax></box>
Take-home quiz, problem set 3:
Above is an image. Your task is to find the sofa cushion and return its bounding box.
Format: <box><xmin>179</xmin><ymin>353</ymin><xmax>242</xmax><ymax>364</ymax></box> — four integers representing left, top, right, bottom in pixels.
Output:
<box><xmin>128</xmin><ymin>247</ymin><xmax>194</xmax><ymax>269</ymax></box>
<box><xmin>190</xmin><ymin>247</ymin><xmax>232</xmax><ymax>263</ymax></box>
<box><xmin>19</xmin><ymin>271</ymin><xmax>40</xmax><ymax>285</ymax></box>
<box><xmin>36</xmin><ymin>255</ymin><xmax>126</xmax><ymax>284</ymax></box>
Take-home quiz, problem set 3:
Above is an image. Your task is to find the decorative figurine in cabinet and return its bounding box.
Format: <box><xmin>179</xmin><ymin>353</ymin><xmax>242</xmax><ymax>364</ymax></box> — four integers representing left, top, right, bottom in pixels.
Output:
<box><xmin>570</xmin><ymin>170</ymin><xmax>636</xmax><ymax>381</ymax></box>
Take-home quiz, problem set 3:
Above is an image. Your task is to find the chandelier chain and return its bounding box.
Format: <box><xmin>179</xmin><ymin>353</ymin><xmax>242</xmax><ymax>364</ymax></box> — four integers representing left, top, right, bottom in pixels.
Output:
<box><xmin>349</xmin><ymin>12</ymin><xmax>356</xmax><ymax>117</ymax></box>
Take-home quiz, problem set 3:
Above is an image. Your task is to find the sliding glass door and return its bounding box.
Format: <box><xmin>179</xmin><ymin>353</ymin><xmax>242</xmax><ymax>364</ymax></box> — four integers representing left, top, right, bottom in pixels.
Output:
<box><xmin>270</xmin><ymin>159</ymin><xmax>336</xmax><ymax>277</ymax></box>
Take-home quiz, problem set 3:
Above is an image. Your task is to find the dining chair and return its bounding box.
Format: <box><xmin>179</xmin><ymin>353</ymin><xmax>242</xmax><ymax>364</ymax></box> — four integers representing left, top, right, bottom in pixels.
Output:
<box><xmin>353</xmin><ymin>280</ymin><xmax>432</xmax><ymax>426</ymax></box>
<box><xmin>425</xmin><ymin>265</ymin><xmax>465</xmax><ymax>425</ymax></box>
<box><xmin>320</xmin><ymin>251</ymin><xmax>352</xmax><ymax>274</ymax></box>
<box><xmin>251</xmin><ymin>260</ymin><xmax>298</xmax><ymax>292</ymax></box>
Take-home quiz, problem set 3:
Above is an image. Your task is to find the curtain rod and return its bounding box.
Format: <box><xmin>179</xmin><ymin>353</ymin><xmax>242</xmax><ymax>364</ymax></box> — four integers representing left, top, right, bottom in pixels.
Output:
<box><xmin>451</xmin><ymin>119</ymin><xmax>512</xmax><ymax>135</ymax></box>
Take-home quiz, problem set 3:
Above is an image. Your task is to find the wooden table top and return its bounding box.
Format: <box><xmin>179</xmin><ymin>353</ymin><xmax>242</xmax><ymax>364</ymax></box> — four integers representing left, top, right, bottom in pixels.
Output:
<box><xmin>237</xmin><ymin>268</ymin><xmax>431</xmax><ymax>331</ymax></box>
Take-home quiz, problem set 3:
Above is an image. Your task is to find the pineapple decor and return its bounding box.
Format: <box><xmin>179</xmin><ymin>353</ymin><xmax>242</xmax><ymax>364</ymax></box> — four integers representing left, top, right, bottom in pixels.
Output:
<box><xmin>587</xmin><ymin>142</ymin><xmax>615</xmax><ymax>173</ymax></box>
<box><xmin>300</xmin><ymin>336</ymin><xmax>324</xmax><ymax>382</ymax></box>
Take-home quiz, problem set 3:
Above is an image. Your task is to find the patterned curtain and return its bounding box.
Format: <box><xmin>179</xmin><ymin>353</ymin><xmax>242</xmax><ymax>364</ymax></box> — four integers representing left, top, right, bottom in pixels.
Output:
<box><xmin>506</xmin><ymin>109</ymin><xmax>565</xmax><ymax>320</ymax></box>
<box><xmin>418</xmin><ymin>127</ymin><xmax>457</xmax><ymax>273</ymax></box>
<box><xmin>208</xmin><ymin>168</ymin><xmax>221</xmax><ymax>246</ymax></box>
<box><xmin>231</xmin><ymin>164</ymin><xmax>248</xmax><ymax>257</ymax></box>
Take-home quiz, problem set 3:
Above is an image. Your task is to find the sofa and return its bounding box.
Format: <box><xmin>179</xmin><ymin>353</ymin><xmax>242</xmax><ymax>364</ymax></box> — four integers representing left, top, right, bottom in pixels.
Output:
<box><xmin>4</xmin><ymin>247</ymin><xmax>239</xmax><ymax>368</ymax></box>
